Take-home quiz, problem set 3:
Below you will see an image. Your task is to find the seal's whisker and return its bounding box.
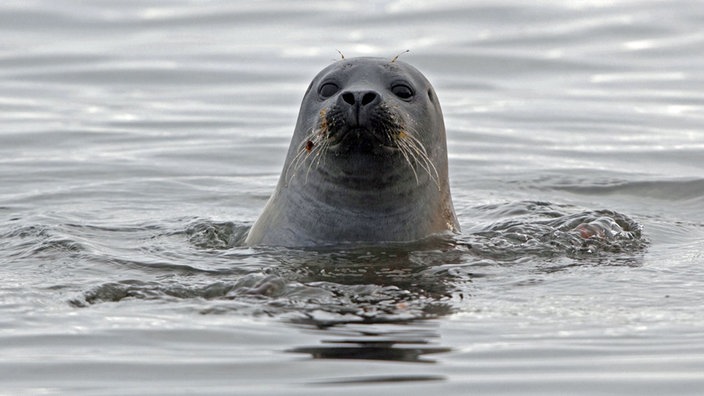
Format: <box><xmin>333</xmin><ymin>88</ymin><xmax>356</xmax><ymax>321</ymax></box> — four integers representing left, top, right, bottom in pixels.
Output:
<box><xmin>286</xmin><ymin>142</ymin><xmax>311</xmax><ymax>179</ymax></box>
<box><xmin>380</xmin><ymin>106</ymin><xmax>424</xmax><ymax>185</ymax></box>
<box><xmin>394</xmin><ymin>133</ymin><xmax>419</xmax><ymax>183</ymax></box>
<box><xmin>302</xmin><ymin>128</ymin><xmax>331</xmax><ymax>183</ymax></box>
<box><xmin>284</xmin><ymin>146</ymin><xmax>307</xmax><ymax>182</ymax></box>
<box><xmin>395</xmin><ymin>135</ymin><xmax>421</xmax><ymax>184</ymax></box>
<box><xmin>286</xmin><ymin>106</ymin><xmax>334</xmax><ymax>184</ymax></box>
<box><xmin>285</xmin><ymin>126</ymin><xmax>326</xmax><ymax>183</ymax></box>
<box><xmin>316</xmin><ymin>136</ymin><xmax>331</xmax><ymax>168</ymax></box>
<box><xmin>395</xmin><ymin>128</ymin><xmax>440</xmax><ymax>188</ymax></box>
<box><xmin>306</xmin><ymin>135</ymin><xmax>329</xmax><ymax>183</ymax></box>
<box><xmin>413</xmin><ymin>151</ymin><xmax>441</xmax><ymax>189</ymax></box>
<box><xmin>404</xmin><ymin>129</ymin><xmax>440</xmax><ymax>183</ymax></box>
<box><xmin>407</xmin><ymin>141</ymin><xmax>438</xmax><ymax>184</ymax></box>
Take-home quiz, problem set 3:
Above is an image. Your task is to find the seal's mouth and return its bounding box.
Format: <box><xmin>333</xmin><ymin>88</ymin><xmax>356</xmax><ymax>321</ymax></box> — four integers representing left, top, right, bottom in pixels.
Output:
<box><xmin>326</xmin><ymin>127</ymin><xmax>400</xmax><ymax>154</ymax></box>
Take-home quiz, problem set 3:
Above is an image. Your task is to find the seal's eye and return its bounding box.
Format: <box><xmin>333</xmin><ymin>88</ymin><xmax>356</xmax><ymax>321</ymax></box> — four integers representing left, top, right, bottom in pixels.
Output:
<box><xmin>391</xmin><ymin>84</ymin><xmax>414</xmax><ymax>100</ymax></box>
<box><xmin>318</xmin><ymin>82</ymin><xmax>340</xmax><ymax>98</ymax></box>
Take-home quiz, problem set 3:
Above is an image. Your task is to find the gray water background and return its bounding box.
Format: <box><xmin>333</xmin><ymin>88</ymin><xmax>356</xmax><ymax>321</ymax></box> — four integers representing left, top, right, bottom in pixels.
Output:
<box><xmin>1</xmin><ymin>1</ymin><xmax>703</xmax><ymax>394</ymax></box>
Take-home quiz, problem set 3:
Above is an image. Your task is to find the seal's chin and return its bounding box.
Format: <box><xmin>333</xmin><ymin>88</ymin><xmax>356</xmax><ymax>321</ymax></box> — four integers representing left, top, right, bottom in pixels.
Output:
<box><xmin>327</xmin><ymin>128</ymin><xmax>399</xmax><ymax>155</ymax></box>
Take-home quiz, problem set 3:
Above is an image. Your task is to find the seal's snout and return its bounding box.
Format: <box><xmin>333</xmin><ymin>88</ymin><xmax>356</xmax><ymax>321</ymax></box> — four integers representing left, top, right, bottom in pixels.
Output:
<box><xmin>338</xmin><ymin>89</ymin><xmax>381</xmax><ymax>127</ymax></box>
<box><xmin>324</xmin><ymin>87</ymin><xmax>401</xmax><ymax>153</ymax></box>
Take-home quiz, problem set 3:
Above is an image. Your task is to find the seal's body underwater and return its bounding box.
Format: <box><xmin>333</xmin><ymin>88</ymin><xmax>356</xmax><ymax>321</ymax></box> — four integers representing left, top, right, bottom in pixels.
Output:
<box><xmin>245</xmin><ymin>57</ymin><xmax>459</xmax><ymax>247</ymax></box>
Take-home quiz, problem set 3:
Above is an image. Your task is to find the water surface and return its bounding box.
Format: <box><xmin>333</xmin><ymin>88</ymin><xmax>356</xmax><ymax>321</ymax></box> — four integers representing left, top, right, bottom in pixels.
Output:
<box><xmin>1</xmin><ymin>1</ymin><xmax>703</xmax><ymax>395</ymax></box>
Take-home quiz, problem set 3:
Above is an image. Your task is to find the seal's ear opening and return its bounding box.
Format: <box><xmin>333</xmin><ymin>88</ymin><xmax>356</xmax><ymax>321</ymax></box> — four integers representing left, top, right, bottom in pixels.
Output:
<box><xmin>427</xmin><ymin>89</ymin><xmax>435</xmax><ymax>103</ymax></box>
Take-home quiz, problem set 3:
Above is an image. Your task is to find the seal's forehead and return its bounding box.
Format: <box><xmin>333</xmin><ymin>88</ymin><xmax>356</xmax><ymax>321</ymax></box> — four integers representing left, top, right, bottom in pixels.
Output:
<box><xmin>313</xmin><ymin>57</ymin><xmax>428</xmax><ymax>85</ymax></box>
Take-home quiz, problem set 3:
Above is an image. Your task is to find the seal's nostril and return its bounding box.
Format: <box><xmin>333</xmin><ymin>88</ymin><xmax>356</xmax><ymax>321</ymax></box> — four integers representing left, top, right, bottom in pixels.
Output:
<box><xmin>342</xmin><ymin>92</ymin><xmax>355</xmax><ymax>105</ymax></box>
<box><xmin>341</xmin><ymin>91</ymin><xmax>379</xmax><ymax>107</ymax></box>
<box><xmin>361</xmin><ymin>92</ymin><xmax>377</xmax><ymax>106</ymax></box>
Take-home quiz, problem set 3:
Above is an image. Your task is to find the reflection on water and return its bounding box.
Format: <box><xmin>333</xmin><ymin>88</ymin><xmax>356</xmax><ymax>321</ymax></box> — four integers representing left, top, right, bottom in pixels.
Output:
<box><xmin>289</xmin><ymin>322</ymin><xmax>450</xmax><ymax>364</ymax></box>
<box><xmin>309</xmin><ymin>375</ymin><xmax>446</xmax><ymax>385</ymax></box>
<box><xmin>291</xmin><ymin>339</ymin><xmax>449</xmax><ymax>363</ymax></box>
<box><xmin>288</xmin><ymin>319</ymin><xmax>451</xmax><ymax>385</ymax></box>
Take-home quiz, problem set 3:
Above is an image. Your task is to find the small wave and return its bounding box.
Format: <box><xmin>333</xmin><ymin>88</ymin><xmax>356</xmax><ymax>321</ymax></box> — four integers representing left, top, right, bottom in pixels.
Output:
<box><xmin>6</xmin><ymin>205</ymin><xmax>647</xmax><ymax>328</ymax></box>
<box><xmin>183</xmin><ymin>220</ymin><xmax>249</xmax><ymax>249</ymax></box>
<box><xmin>466</xmin><ymin>201</ymin><xmax>647</xmax><ymax>260</ymax></box>
<box><xmin>71</xmin><ymin>246</ymin><xmax>459</xmax><ymax>323</ymax></box>
<box><xmin>552</xmin><ymin>178</ymin><xmax>704</xmax><ymax>202</ymax></box>
<box><xmin>66</xmin><ymin>203</ymin><xmax>647</xmax><ymax>323</ymax></box>
<box><xmin>70</xmin><ymin>273</ymin><xmax>454</xmax><ymax>323</ymax></box>
<box><xmin>0</xmin><ymin>223</ymin><xmax>88</xmax><ymax>259</ymax></box>
<box><xmin>70</xmin><ymin>274</ymin><xmax>286</xmax><ymax>307</ymax></box>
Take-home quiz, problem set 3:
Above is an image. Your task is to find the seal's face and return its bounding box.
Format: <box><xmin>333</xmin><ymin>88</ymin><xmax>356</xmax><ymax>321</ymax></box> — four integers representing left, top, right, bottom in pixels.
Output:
<box><xmin>285</xmin><ymin>57</ymin><xmax>445</xmax><ymax>187</ymax></box>
<box><xmin>245</xmin><ymin>57</ymin><xmax>459</xmax><ymax>247</ymax></box>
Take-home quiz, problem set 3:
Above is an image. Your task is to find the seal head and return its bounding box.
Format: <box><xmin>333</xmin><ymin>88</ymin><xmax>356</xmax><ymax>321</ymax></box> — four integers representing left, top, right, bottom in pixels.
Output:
<box><xmin>246</xmin><ymin>57</ymin><xmax>460</xmax><ymax>247</ymax></box>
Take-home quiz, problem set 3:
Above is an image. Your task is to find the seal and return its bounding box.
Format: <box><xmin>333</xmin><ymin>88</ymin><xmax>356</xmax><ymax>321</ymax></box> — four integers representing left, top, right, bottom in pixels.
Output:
<box><xmin>245</xmin><ymin>57</ymin><xmax>460</xmax><ymax>247</ymax></box>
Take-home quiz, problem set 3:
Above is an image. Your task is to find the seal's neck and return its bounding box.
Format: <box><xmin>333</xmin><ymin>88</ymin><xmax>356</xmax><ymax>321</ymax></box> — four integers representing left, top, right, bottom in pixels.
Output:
<box><xmin>288</xmin><ymin>153</ymin><xmax>440</xmax><ymax>214</ymax></box>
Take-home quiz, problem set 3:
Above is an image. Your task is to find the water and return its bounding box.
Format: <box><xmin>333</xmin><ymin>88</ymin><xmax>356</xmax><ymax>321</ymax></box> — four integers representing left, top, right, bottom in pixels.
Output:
<box><xmin>1</xmin><ymin>1</ymin><xmax>703</xmax><ymax>394</ymax></box>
